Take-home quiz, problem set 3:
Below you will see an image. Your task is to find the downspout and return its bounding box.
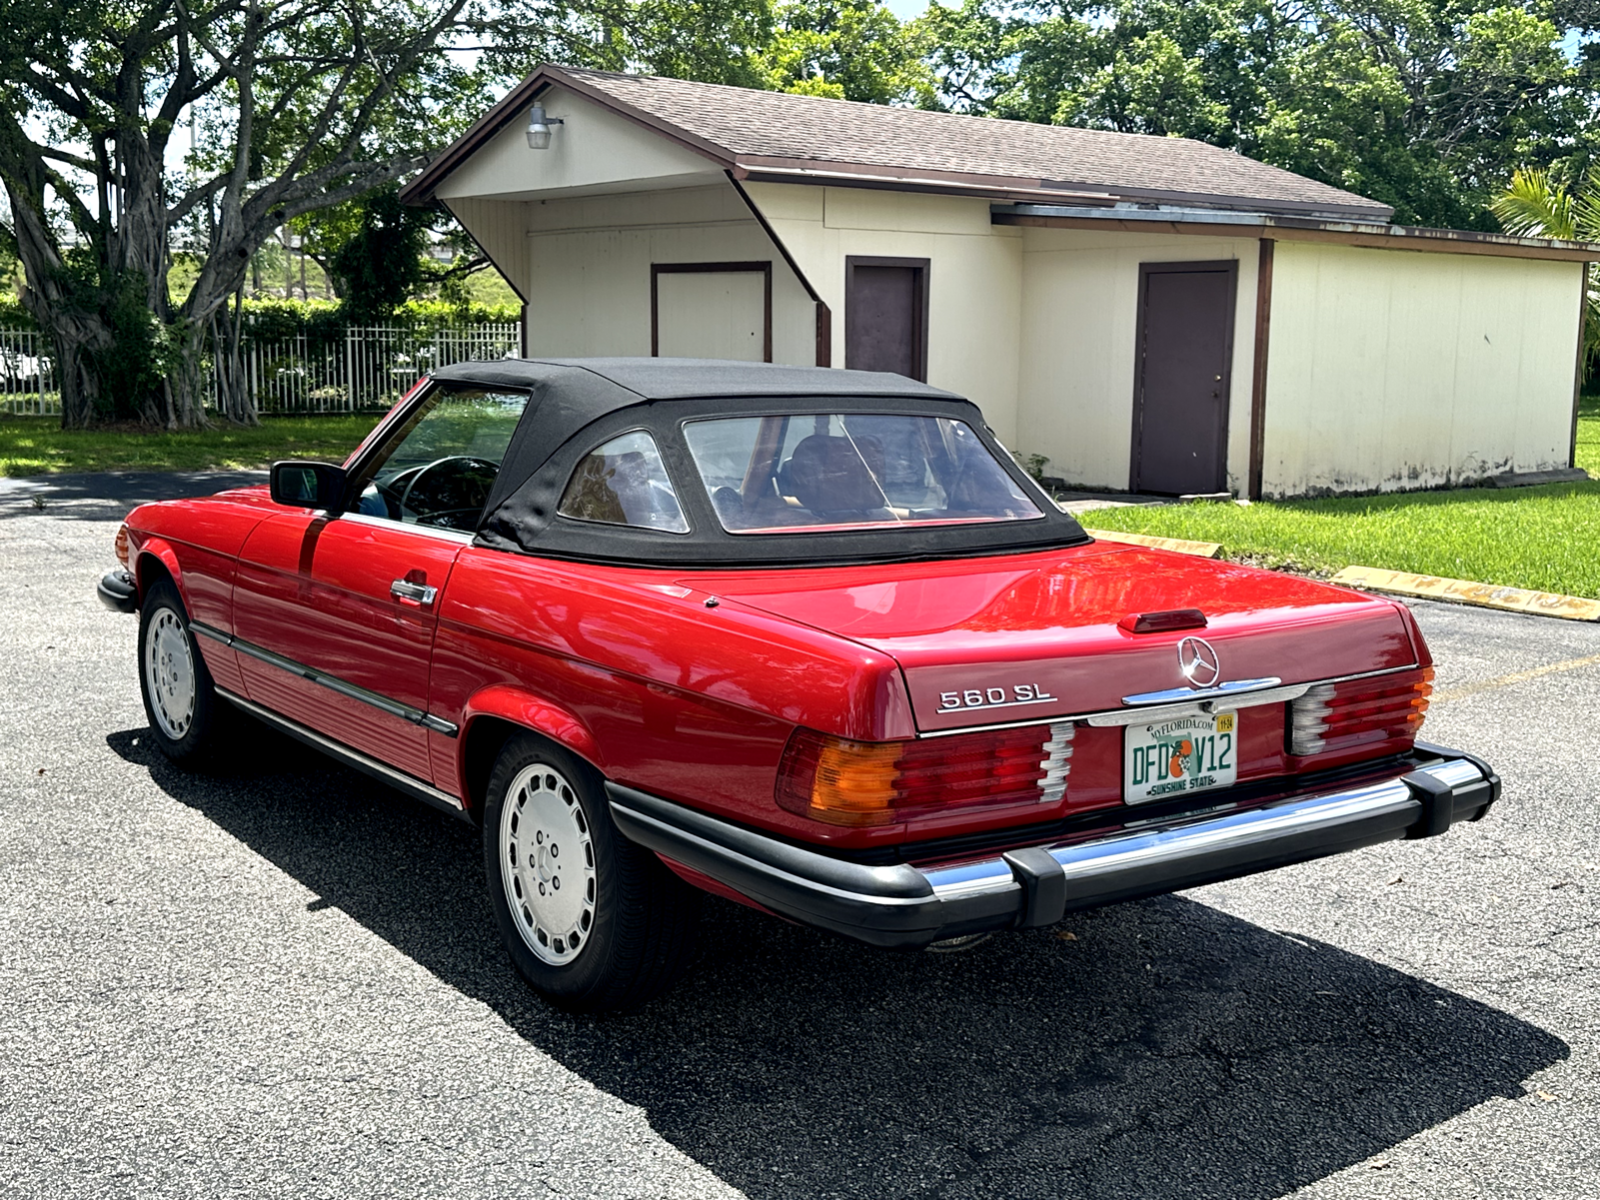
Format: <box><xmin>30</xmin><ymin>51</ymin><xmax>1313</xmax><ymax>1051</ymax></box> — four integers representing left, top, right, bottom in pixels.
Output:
<box><xmin>1572</xmin><ymin>261</ymin><xmax>1589</xmax><ymax>470</ymax></box>
<box><xmin>728</xmin><ymin>173</ymin><xmax>832</xmax><ymax>367</ymax></box>
<box><xmin>1247</xmin><ymin>239</ymin><xmax>1275</xmax><ymax>501</ymax></box>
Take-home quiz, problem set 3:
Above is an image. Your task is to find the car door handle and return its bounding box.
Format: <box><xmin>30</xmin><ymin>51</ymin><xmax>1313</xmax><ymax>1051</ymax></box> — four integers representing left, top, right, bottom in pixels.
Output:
<box><xmin>390</xmin><ymin>579</ymin><xmax>438</xmax><ymax>607</ymax></box>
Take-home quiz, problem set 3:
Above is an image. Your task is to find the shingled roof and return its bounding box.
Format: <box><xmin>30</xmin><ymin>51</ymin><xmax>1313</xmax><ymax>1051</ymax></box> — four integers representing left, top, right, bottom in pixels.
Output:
<box><xmin>404</xmin><ymin>65</ymin><xmax>1394</xmax><ymax>221</ymax></box>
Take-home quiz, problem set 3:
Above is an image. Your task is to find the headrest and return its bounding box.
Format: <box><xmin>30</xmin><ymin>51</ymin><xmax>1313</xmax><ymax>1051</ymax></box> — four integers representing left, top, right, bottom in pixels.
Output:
<box><xmin>786</xmin><ymin>434</ymin><xmax>887</xmax><ymax>514</ymax></box>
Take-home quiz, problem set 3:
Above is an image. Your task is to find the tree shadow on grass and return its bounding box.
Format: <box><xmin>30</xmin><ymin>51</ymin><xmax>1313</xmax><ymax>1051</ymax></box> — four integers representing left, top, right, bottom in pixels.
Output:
<box><xmin>108</xmin><ymin>724</ymin><xmax>1567</xmax><ymax>1200</ymax></box>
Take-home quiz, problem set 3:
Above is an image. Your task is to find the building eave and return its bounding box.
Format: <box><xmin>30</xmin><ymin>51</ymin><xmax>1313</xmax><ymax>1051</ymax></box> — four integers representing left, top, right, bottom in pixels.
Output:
<box><xmin>994</xmin><ymin>203</ymin><xmax>1600</xmax><ymax>262</ymax></box>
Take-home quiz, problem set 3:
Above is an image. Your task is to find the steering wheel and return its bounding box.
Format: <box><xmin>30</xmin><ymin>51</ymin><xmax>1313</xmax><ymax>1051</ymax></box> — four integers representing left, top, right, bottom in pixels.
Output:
<box><xmin>392</xmin><ymin>455</ymin><xmax>501</xmax><ymax>529</ymax></box>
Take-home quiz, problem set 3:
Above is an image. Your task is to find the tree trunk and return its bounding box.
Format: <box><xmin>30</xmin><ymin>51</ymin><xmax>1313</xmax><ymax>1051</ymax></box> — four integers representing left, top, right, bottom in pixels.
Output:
<box><xmin>52</xmin><ymin>327</ymin><xmax>112</xmax><ymax>430</ymax></box>
<box><xmin>208</xmin><ymin>294</ymin><xmax>259</xmax><ymax>426</ymax></box>
<box><xmin>168</xmin><ymin>321</ymin><xmax>214</xmax><ymax>430</ymax></box>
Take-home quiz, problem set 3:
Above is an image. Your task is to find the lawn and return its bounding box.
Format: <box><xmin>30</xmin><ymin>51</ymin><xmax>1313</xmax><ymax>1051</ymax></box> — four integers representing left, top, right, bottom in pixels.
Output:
<box><xmin>1083</xmin><ymin>397</ymin><xmax>1600</xmax><ymax>600</ymax></box>
<box><xmin>0</xmin><ymin>413</ymin><xmax>382</xmax><ymax>477</ymax></box>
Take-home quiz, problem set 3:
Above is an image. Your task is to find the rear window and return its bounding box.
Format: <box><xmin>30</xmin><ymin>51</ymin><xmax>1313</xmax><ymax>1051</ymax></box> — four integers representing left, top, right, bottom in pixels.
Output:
<box><xmin>682</xmin><ymin>413</ymin><xmax>1044</xmax><ymax>534</ymax></box>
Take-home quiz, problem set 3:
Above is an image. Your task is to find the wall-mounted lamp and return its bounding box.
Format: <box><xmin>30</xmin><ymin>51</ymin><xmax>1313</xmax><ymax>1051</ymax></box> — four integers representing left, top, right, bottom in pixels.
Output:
<box><xmin>526</xmin><ymin>104</ymin><xmax>564</xmax><ymax>150</ymax></box>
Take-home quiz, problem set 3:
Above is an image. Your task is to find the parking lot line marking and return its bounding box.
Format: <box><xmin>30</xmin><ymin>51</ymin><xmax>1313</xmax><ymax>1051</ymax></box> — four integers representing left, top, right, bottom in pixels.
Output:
<box><xmin>1432</xmin><ymin>652</ymin><xmax>1600</xmax><ymax>705</ymax></box>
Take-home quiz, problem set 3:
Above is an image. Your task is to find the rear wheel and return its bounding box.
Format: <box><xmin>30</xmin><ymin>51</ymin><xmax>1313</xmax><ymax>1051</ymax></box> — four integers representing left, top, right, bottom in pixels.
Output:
<box><xmin>137</xmin><ymin>577</ymin><xmax>228</xmax><ymax>763</ymax></box>
<box><xmin>484</xmin><ymin>733</ymin><xmax>700</xmax><ymax>1012</ymax></box>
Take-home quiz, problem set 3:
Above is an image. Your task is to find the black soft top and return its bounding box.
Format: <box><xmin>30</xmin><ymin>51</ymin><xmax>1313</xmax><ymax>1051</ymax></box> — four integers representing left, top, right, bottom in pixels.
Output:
<box><xmin>431</xmin><ymin>357</ymin><xmax>963</xmax><ymax>403</ymax></box>
<box><xmin>419</xmin><ymin>358</ymin><xmax>1086</xmax><ymax>567</ymax></box>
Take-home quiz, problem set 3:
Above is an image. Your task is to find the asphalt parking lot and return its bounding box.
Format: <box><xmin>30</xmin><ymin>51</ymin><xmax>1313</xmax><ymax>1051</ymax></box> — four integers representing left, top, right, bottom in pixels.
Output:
<box><xmin>1</xmin><ymin>472</ymin><xmax>1596</xmax><ymax>1200</ymax></box>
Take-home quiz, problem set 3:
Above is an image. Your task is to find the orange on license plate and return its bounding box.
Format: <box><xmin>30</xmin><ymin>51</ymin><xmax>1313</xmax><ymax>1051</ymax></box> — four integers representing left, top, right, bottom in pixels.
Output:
<box><xmin>1124</xmin><ymin>711</ymin><xmax>1237</xmax><ymax>804</ymax></box>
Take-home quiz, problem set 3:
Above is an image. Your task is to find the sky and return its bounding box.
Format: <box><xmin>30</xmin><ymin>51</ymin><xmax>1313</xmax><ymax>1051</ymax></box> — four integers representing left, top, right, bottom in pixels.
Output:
<box><xmin>884</xmin><ymin>0</ymin><xmax>930</xmax><ymax>18</ymax></box>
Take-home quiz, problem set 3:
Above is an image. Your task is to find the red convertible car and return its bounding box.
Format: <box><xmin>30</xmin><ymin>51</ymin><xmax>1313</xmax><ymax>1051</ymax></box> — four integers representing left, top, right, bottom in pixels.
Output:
<box><xmin>99</xmin><ymin>359</ymin><xmax>1498</xmax><ymax>1012</ymax></box>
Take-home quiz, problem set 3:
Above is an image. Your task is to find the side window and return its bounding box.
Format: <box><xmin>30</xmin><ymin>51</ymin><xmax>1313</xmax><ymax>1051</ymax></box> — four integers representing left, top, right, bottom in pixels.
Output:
<box><xmin>349</xmin><ymin>388</ymin><xmax>528</xmax><ymax>530</ymax></box>
<box><xmin>558</xmin><ymin>431</ymin><xmax>690</xmax><ymax>534</ymax></box>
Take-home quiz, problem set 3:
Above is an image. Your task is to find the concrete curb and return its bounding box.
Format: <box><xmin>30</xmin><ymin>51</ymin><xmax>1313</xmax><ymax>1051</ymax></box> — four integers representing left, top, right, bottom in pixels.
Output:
<box><xmin>1330</xmin><ymin>566</ymin><xmax>1600</xmax><ymax>622</ymax></box>
<box><xmin>1083</xmin><ymin>528</ymin><xmax>1224</xmax><ymax>559</ymax></box>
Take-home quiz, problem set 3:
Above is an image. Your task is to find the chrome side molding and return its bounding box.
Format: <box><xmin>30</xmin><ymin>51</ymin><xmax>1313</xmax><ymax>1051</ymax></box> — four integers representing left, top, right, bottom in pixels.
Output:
<box><xmin>191</xmin><ymin>621</ymin><xmax>459</xmax><ymax>737</ymax></box>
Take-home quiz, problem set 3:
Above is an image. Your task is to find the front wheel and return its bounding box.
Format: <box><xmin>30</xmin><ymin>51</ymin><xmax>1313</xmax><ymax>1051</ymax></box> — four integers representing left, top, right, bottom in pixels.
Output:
<box><xmin>483</xmin><ymin>734</ymin><xmax>700</xmax><ymax>1013</ymax></box>
<box><xmin>137</xmin><ymin>577</ymin><xmax>230</xmax><ymax>763</ymax></box>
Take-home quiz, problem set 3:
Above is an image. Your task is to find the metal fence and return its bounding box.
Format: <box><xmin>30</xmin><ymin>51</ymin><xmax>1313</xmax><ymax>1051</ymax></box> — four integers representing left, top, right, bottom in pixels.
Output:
<box><xmin>0</xmin><ymin>328</ymin><xmax>57</xmax><ymax>416</ymax></box>
<box><xmin>0</xmin><ymin>323</ymin><xmax>522</xmax><ymax>417</ymax></box>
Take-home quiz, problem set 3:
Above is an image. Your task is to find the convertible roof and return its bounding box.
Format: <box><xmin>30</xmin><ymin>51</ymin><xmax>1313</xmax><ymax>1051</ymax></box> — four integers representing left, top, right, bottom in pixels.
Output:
<box><xmin>431</xmin><ymin>357</ymin><xmax>962</xmax><ymax>401</ymax></box>
<box><xmin>437</xmin><ymin>359</ymin><xmax>967</xmax><ymax>530</ymax></box>
<box><xmin>412</xmin><ymin>357</ymin><xmax>1087</xmax><ymax>567</ymax></box>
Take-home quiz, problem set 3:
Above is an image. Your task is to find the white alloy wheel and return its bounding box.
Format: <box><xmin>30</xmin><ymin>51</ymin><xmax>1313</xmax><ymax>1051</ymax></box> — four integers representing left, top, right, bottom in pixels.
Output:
<box><xmin>144</xmin><ymin>606</ymin><xmax>197</xmax><ymax>741</ymax></box>
<box><xmin>499</xmin><ymin>763</ymin><xmax>597</xmax><ymax>966</ymax></box>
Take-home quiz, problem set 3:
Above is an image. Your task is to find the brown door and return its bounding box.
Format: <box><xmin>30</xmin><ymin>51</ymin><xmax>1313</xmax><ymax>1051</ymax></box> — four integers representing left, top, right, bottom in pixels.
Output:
<box><xmin>1131</xmin><ymin>261</ymin><xmax>1238</xmax><ymax>495</ymax></box>
<box><xmin>845</xmin><ymin>256</ymin><xmax>929</xmax><ymax>381</ymax></box>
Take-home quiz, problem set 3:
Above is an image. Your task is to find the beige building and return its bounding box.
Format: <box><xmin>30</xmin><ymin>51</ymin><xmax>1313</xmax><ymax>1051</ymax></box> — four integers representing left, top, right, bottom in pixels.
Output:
<box><xmin>402</xmin><ymin>66</ymin><xmax>1597</xmax><ymax>499</ymax></box>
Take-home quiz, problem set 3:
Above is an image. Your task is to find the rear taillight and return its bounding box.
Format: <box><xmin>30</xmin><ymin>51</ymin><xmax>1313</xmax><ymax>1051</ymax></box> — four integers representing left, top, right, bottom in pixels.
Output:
<box><xmin>1288</xmin><ymin>668</ymin><xmax>1433</xmax><ymax>757</ymax></box>
<box><xmin>114</xmin><ymin>524</ymin><xmax>130</xmax><ymax>567</ymax></box>
<box><xmin>776</xmin><ymin>722</ymin><xmax>1075</xmax><ymax>827</ymax></box>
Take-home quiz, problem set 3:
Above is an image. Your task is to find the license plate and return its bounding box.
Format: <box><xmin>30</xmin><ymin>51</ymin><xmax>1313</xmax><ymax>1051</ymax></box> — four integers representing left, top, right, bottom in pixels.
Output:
<box><xmin>1124</xmin><ymin>711</ymin><xmax>1237</xmax><ymax>804</ymax></box>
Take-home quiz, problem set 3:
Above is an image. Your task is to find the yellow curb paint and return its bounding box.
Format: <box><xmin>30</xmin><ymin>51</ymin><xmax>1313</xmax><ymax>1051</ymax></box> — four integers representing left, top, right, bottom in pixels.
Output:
<box><xmin>1330</xmin><ymin>566</ymin><xmax>1600</xmax><ymax>622</ymax></box>
<box><xmin>1084</xmin><ymin>529</ymin><xmax>1224</xmax><ymax>559</ymax></box>
<box><xmin>1432</xmin><ymin>652</ymin><xmax>1600</xmax><ymax>705</ymax></box>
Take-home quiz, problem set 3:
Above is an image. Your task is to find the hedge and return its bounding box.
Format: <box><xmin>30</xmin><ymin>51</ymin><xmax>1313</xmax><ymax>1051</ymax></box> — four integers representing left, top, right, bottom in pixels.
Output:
<box><xmin>0</xmin><ymin>295</ymin><xmax>520</xmax><ymax>340</ymax></box>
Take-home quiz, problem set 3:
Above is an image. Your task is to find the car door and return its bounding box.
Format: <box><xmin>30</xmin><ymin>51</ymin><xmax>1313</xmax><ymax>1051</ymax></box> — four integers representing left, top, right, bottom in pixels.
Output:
<box><xmin>231</xmin><ymin>385</ymin><xmax>530</xmax><ymax>783</ymax></box>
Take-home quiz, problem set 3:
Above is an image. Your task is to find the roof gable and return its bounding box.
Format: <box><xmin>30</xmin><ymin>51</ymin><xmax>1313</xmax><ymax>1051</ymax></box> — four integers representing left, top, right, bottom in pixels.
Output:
<box><xmin>433</xmin><ymin>86</ymin><xmax>718</xmax><ymax>202</ymax></box>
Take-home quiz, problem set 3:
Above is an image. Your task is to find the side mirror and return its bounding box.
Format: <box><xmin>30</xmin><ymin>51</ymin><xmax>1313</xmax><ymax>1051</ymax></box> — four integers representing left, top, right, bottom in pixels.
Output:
<box><xmin>269</xmin><ymin>460</ymin><xmax>347</xmax><ymax>511</ymax></box>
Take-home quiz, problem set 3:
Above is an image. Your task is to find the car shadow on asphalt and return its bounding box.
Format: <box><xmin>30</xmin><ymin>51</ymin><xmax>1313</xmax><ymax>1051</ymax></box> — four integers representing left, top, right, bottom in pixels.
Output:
<box><xmin>107</xmin><ymin>724</ymin><xmax>1568</xmax><ymax>1200</ymax></box>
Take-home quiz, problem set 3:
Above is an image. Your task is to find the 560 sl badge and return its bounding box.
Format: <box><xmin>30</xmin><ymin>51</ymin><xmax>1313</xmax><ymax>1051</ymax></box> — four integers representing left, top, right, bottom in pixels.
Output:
<box><xmin>937</xmin><ymin>683</ymin><xmax>1057</xmax><ymax>714</ymax></box>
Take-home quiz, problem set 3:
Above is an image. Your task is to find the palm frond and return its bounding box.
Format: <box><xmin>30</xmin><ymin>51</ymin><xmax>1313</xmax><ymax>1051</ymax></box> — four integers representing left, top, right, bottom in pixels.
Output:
<box><xmin>1569</xmin><ymin>165</ymin><xmax>1600</xmax><ymax>245</ymax></box>
<box><xmin>1490</xmin><ymin>168</ymin><xmax>1576</xmax><ymax>241</ymax></box>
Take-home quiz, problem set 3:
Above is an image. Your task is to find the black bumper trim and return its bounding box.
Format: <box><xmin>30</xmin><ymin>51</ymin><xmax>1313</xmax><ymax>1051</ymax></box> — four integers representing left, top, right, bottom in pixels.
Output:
<box><xmin>606</xmin><ymin>746</ymin><xmax>1498</xmax><ymax>949</ymax></box>
<box><xmin>97</xmin><ymin>570</ymin><xmax>138</xmax><ymax>613</ymax></box>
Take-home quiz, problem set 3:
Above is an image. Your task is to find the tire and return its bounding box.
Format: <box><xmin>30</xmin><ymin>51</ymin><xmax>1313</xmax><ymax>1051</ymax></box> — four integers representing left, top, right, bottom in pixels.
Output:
<box><xmin>137</xmin><ymin>576</ymin><xmax>228</xmax><ymax>763</ymax></box>
<box><xmin>483</xmin><ymin>733</ymin><xmax>701</xmax><ymax>1013</ymax></box>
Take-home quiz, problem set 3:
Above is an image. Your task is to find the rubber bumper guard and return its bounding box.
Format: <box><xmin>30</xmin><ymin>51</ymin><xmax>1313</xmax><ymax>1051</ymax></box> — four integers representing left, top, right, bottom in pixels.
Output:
<box><xmin>97</xmin><ymin>569</ymin><xmax>138</xmax><ymax>613</ymax></box>
<box><xmin>606</xmin><ymin>745</ymin><xmax>1498</xmax><ymax>949</ymax></box>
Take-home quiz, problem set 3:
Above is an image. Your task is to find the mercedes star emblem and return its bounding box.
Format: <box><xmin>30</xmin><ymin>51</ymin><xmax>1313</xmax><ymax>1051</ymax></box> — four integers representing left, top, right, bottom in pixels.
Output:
<box><xmin>1177</xmin><ymin>636</ymin><xmax>1221</xmax><ymax>688</ymax></box>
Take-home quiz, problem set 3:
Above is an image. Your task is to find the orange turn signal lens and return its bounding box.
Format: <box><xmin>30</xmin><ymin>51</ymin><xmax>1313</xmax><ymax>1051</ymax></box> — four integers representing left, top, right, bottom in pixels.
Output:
<box><xmin>114</xmin><ymin>524</ymin><xmax>130</xmax><ymax>567</ymax></box>
<box><xmin>775</xmin><ymin>724</ymin><xmax>1073</xmax><ymax>827</ymax></box>
<box><xmin>776</xmin><ymin>733</ymin><xmax>903</xmax><ymax>826</ymax></box>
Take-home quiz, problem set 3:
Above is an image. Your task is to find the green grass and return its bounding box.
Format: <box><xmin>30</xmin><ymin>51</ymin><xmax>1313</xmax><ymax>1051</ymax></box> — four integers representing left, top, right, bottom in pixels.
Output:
<box><xmin>1084</xmin><ymin>397</ymin><xmax>1600</xmax><ymax>600</ymax></box>
<box><xmin>0</xmin><ymin>413</ymin><xmax>382</xmax><ymax>477</ymax></box>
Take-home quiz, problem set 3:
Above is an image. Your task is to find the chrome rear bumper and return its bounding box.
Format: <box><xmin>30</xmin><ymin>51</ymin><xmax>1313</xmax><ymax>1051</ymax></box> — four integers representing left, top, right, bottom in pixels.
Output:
<box><xmin>606</xmin><ymin>745</ymin><xmax>1498</xmax><ymax>949</ymax></box>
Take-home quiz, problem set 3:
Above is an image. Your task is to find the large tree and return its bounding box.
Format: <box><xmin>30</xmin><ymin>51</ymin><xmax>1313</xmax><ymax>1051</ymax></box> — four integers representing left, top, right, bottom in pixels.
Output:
<box><xmin>0</xmin><ymin>0</ymin><xmax>771</xmax><ymax>428</ymax></box>
<box><xmin>913</xmin><ymin>1</ymin><xmax>1590</xmax><ymax>229</ymax></box>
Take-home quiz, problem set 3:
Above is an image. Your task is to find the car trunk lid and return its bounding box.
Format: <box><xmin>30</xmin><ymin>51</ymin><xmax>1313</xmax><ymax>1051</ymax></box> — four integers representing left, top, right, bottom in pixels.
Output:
<box><xmin>695</xmin><ymin>543</ymin><xmax>1418</xmax><ymax>733</ymax></box>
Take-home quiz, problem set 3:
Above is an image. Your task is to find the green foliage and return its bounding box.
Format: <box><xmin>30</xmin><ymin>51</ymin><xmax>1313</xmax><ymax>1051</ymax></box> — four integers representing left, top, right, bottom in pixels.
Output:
<box><xmin>43</xmin><ymin>250</ymin><xmax>176</xmax><ymax>422</ymax></box>
<box><xmin>328</xmin><ymin>187</ymin><xmax>431</xmax><ymax>324</ymax></box>
<box><xmin>235</xmin><ymin>297</ymin><xmax>519</xmax><ymax>337</ymax></box>
<box><xmin>0</xmin><ymin>295</ymin><xmax>36</xmax><ymax>329</ymax></box>
<box><xmin>1492</xmin><ymin>167</ymin><xmax>1600</xmax><ymax>376</ymax></box>
<box><xmin>87</xmin><ymin>272</ymin><xmax>170</xmax><ymax>423</ymax></box>
<box><xmin>755</xmin><ymin>0</ymin><xmax>936</xmax><ymax>104</ymax></box>
<box><xmin>914</xmin><ymin>0</ymin><xmax>1594</xmax><ymax>230</ymax></box>
<box><xmin>1012</xmin><ymin>449</ymin><xmax>1051</xmax><ymax>482</ymax></box>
